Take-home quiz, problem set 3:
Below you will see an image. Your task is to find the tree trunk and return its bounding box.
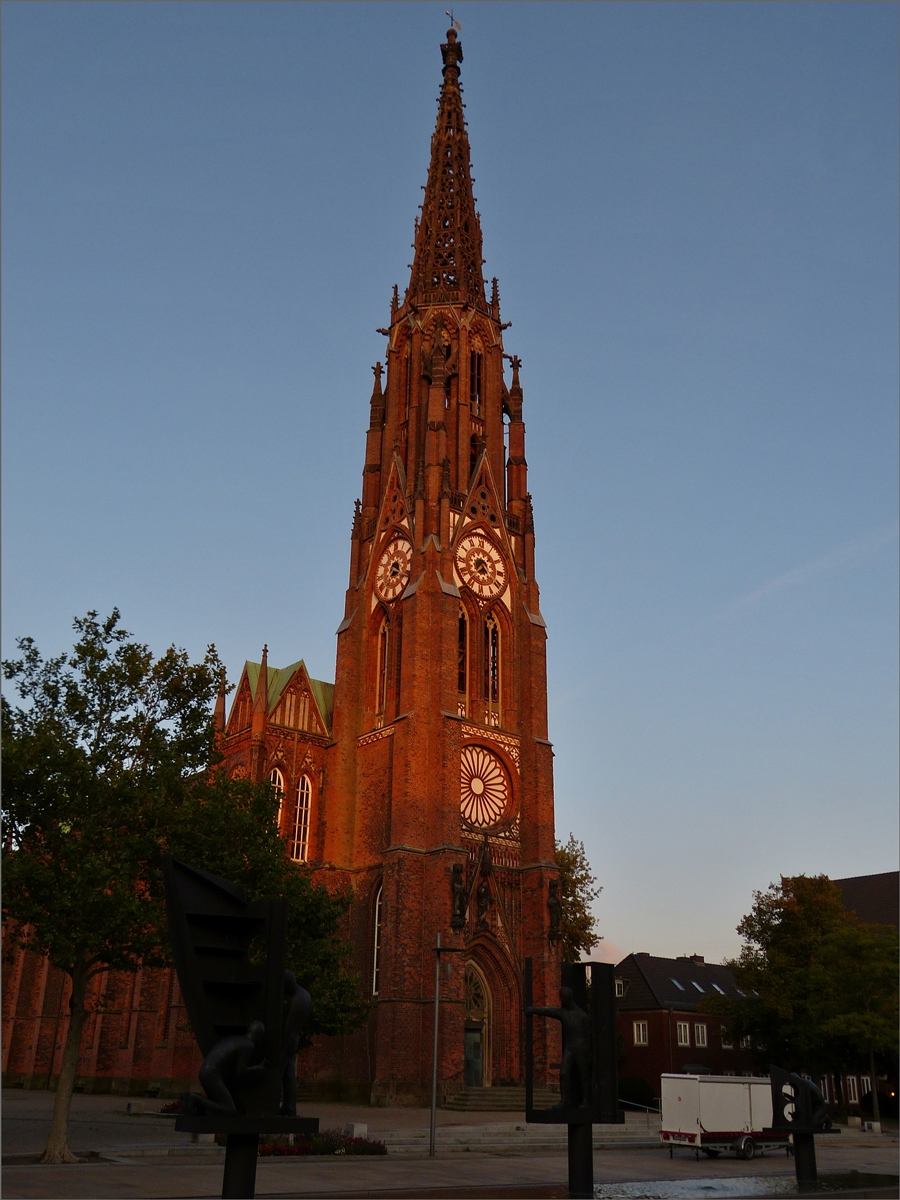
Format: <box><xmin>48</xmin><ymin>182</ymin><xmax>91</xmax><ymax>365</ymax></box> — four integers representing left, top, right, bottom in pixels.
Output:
<box><xmin>833</xmin><ymin>1068</ymin><xmax>847</xmax><ymax>1124</ymax></box>
<box><xmin>869</xmin><ymin>1047</ymin><xmax>881</xmax><ymax>1123</ymax></box>
<box><xmin>41</xmin><ymin>964</ymin><xmax>87</xmax><ymax>1164</ymax></box>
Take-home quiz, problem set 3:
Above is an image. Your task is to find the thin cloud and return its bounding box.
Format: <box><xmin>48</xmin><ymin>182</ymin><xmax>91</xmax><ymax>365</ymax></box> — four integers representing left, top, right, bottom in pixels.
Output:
<box><xmin>725</xmin><ymin>523</ymin><xmax>898</xmax><ymax>617</ymax></box>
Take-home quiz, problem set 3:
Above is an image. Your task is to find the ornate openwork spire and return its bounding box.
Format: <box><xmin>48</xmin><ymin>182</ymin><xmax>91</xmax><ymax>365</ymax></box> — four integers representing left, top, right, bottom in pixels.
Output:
<box><xmin>405</xmin><ymin>28</ymin><xmax>486</xmax><ymax>309</ymax></box>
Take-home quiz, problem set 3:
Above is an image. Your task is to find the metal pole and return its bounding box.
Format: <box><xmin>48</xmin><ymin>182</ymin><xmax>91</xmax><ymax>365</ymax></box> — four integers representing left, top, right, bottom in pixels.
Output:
<box><xmin>793</xmin><ymin>1132</ymin><xmax>817</xmax><ymax>1190</ymax></box>
<box><xmin>429</xmin><ymin>931</ymin><xmax>441</xmax><ymax>1158</ymax></box>
<box><xmin>222</xmin><ymin>1133</ymin><xmax>259</xmax><ymax>1199</ymax></box>
<box><xmin>567</xmin><ymin>1121</ymin><xmax>593</xmax><ymax>1198</ymax></box>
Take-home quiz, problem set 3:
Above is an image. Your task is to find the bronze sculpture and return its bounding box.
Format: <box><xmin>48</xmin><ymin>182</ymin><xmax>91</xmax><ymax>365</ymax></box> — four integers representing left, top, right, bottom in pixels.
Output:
<box><xmin>526</xmin><ymin>986</ymin><xmax>592</xmax><ymax>1109</ymax></box>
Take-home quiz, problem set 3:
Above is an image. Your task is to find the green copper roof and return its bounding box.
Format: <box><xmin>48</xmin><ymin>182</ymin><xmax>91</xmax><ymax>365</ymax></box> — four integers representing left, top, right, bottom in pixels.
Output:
<box><xmin>244</xmin><ymin>659</ymin><xmax>334</xmax><ymax>735</ymax></box>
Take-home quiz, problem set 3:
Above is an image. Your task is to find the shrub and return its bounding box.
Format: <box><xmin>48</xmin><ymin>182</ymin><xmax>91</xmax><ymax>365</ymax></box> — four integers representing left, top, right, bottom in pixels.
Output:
<box><xmin>618</xmin><ymin>1075</ymin><xmax>658</xmax><ymax>1110</ymax></box>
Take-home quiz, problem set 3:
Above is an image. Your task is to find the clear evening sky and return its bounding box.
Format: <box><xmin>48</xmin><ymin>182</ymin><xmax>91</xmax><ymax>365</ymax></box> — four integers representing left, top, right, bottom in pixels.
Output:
<box><xmin>3</xmin><ymin>2</ymin><xmax>897</xmax><ymax>964</ymax></box>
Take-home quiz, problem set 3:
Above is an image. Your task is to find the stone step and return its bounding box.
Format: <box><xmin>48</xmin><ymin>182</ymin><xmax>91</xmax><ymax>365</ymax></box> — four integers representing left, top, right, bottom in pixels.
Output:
<box><xmin>441</xmin><ymin>1086</ymin><xmax>560</xmax><ymax>1110</ymax></box>
<box><xmin>380</xmin><ymin>1121</ymin><xmax>661</xmax><ymax>1154</ymax></box>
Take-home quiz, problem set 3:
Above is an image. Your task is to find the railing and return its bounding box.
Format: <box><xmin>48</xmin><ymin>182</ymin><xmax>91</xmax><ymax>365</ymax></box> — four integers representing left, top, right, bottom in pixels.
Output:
<box><xmin>618</xmin><ymin>1097</ymin><xmax>662</xmax><ymax>1129</ymax></box>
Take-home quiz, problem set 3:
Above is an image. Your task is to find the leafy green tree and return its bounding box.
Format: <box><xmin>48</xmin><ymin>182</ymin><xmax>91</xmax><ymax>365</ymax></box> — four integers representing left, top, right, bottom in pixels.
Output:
<box><xmin>554</xmin><ymin>834</ymin><xmax>602</xmax><ymax>962</ymax></box>
<box><xmin>2</xmin><ymin>610</ymin><xmax>368</xmax><ymax>1164</ymax></box>
<box><xmin>815</xmin><ymin>919</ymin><xmax>898</xmax><ymax>1122</ymax></box>
<box><xmin>705</xmin><ymin>875</ymin><xmax>898</xmax><ymax>1119</ymax></box>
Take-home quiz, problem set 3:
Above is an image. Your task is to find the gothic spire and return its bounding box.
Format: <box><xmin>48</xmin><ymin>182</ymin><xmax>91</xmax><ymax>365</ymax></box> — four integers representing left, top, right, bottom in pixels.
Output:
<box><xmin>405</xmin><ymin>28</ymin><xmax>486</xmax><ymax>309</ymax></box>
<box><xmin>213</xmin><ymin>669</ymin><xmax>227</xmax><ymax>733</ymax></box>
<box><xmin>252</xmin><ymin>644</ymin><xmax>268</xmax><ymax>739</ymax></box>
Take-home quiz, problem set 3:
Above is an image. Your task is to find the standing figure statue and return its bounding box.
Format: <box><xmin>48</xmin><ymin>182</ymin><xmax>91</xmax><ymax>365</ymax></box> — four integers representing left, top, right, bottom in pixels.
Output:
<box><xmin>181</xmin><ymin>1020</ymin><xmax>266</xmax><ymax>1117</ymax></box>
<box><xmin>476</xmin><ymin>877</ymin><xmax>492</xmax><ymax>928</ymax></box>
<box><xmin>451</xmin><ymin>863</ymin><xmax>467</xmax><ymax>929</ymax></box>
<box><xmin>526</xmin><ymin>987</ymin><xmax>593</xmax><ymax>1109</ymax></box>
<box><xmin>280</xmin><ymin>971</ymin><xmax>312</xmax><ymax>1117</ymax></box>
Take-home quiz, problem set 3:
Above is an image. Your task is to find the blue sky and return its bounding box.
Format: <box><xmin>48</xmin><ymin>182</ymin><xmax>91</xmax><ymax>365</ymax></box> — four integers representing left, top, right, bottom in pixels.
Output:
<box><xmin>3</xmin><ymin>2</ymin><xmax>897</xmax><ymax>963</ymax></box>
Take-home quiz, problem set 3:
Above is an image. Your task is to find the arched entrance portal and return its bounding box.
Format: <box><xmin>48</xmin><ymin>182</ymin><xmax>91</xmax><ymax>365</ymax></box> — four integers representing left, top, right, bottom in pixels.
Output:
<box><xmin>464</xmin><ymin>961</ymin><xmax>492</xmax><ymax>1087</ymax></box>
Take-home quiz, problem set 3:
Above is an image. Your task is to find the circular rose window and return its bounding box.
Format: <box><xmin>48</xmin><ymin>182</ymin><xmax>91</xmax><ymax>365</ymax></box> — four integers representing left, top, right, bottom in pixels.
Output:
<box><xmin>460</xmin><ymin>745</ymin><xmax>509</xmax><ymax>828</ymax></box>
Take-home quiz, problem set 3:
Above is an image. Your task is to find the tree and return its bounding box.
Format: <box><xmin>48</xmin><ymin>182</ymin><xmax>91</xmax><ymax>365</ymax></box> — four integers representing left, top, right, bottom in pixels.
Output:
<box><xmin>2</xmin><ymin>610</ymin><xmax>368</xmax><ymax>1163</ymax></box>
<box><xmin>707</xmin><ymin>876</ymin><xmax>898</xmax><ymax>1116</ymax></box>
<box><xmin>554</xmin><ymin>834</ymin><xmax>602</xmax><ymax>962</ymax></box>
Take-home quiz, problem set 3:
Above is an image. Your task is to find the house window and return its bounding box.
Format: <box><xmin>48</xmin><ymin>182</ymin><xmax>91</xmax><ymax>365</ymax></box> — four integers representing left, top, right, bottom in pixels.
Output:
<box><xmin>690</xmin><ymin>981</ymin><xmax>705</xmax><ymax>993</ymax></box>
<box><xmin>821</xmin><ymin>1076</ymin><xmax>830</xmax><ymax>1102</ymax></box>
<box><xmin>721</xmin><ymin>1026</ymin><xmax>733</xmax><ymax>1049</ymax></box>
<box><xmin>615</xmin><ymin>979</ymin><xmax>625</xmax><ymax>998</ymax></box>
<box><xmin>671</xmin><ymin>978</ymin><xmax>685</xmax><ymax>991</ymax></box>
<box><xmin>269</xmin><ymin>768</ymin><xmax>285</xmax><ymax>827</ymax></box>
<box><xmin>694</xmin><ymin>1023</ymin><xmax>707</xmax><ymax>1048</ymax></box>
<box><xmin>290</xmin><ymin>776</ymin><xmax>311</xmax><ymax>863</ymax></box>
<box><xmin>633</xmin><ymin>1021</ymin><xmax>648</xmax><ymax>1046</ymax></box>
<box><xmin>860</xmin><ymin>1075</ymin><xmax>871</xmax><ymax>1100</ymax></box>
<box><xmin>740</xmin><ymin>1036</ymin><xmax>752</xmax><ymax>1049</ymax></box>
<box><xmin>676</xmin><ymin>1022</ymin><xmax>690</xmax><ymax>1047</ymax></box>
<box><xmin>372</xmin><ymin>885</ymin><xmax>383</xmax><ymax>996</ymax></box>
<box><xmin>846</xmin><ymin>1076</ymin><xmax>859</xmax><ymax>1105</ymax></box>
<box><xmin>711</xmin><ymin>982</ymin><xmax>726</xmax><ymax>995</ymax></box>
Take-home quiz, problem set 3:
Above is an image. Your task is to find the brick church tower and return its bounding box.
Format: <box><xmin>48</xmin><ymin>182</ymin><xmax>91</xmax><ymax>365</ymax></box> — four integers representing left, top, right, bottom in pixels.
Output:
<box><xmin>0</xmin><ymin>28</ymin><xmax>562</xmax><ymax>1103</ymax></box>
<box><xmin>218</xmin><ymin>26</ymin><xmax>561</xmax><ymax>1104</ymax></box>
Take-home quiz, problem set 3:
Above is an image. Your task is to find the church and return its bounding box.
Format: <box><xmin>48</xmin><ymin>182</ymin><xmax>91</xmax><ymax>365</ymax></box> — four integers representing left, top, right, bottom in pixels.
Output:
<box><xmin>3</xmin><ymin>27</ymin><xmax>562</xmax><ymax>1104</ymax></box>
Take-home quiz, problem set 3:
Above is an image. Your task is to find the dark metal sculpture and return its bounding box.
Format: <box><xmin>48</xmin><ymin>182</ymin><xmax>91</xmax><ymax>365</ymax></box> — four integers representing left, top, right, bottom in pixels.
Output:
<box><xmin>163</xmin><ymin>857</ymin><xmax>318</xmax><ymax>1200</ymax></box>
<box><xmin>525</xmin><ymin>960</ymin><xmax>623</xmax><ymax>1199</ymax></box>
<box><xmin>768</xmin><ymin>1064</ymin><xmax>832</xmax><ymax>1190</ymax></box>
<box><xmin>527</xmin><ymin>987</ymin><xmax>592</xmax><ymax>1109</ymax></box>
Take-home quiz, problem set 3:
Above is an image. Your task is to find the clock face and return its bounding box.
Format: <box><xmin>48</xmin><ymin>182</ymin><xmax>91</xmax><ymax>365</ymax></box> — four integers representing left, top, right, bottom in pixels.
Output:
<box><xmin>455</xmin><ymin>532</ymin><xmax>507</xmax><ymax>599</ymax></box>
<box><xmin>375</xmin><ymin>537</ymin><xmax>412</xmax><ymax>602</ymax></box>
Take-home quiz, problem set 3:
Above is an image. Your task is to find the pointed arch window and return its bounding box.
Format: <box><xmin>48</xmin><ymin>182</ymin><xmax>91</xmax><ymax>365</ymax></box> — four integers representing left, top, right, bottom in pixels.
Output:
<box><xmin>376</xmin><ymin>616</ymin><xmax>389</xmax><ymax>720</ymax></box>
<box><xmin>372</xmin><ymin>885</ymin><xmax>383</xmax><ymax>997</ymax></box>
<box><xmin>469</xmin><ymin>351</ymin><xmax>483</xmax><ymax>416</ymax></box>
<box><xmin>457</xmin><ymin>605</ymin><xmax>468</xmax><ymax>716</ymax></box>
<box><xmin>269</xmin><ymin>768</ymin><xmax>285</xmax><ymax>828</ymax></box>
<box><xmin>290</xmin><ymin>776</ymin><xmax>311</xmax><ymax>863</ymax></box>
<box><xmin>483</xmin><ymin>614</ymin><xmax>500</xmax><ymax>725</ymax></box>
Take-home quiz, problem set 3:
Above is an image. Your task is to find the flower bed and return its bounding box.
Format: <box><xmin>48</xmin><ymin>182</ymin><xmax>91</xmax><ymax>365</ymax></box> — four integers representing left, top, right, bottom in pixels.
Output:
<box><xmin>258</xmin><ymin>1131</ymin><xmax>387</xmax><ymax>1156</ymax></box>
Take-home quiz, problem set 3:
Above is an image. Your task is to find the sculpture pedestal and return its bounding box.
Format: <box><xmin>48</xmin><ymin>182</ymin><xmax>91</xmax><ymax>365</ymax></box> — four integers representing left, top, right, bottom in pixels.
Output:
<box><xmin>175</xmin><ymin>1116</ymin><xmax>320</xmax><ymax>1200</ymax></box>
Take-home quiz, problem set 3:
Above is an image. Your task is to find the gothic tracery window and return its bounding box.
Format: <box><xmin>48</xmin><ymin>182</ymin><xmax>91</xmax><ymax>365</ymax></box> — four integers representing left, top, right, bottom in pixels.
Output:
<box><xmin>376</xmin><ymin>616</ymin><xmax>389</xmax><ymax>719</ymax></box>
<box><xmin>469</xmin><ymin>350</ymin><xmax>483</xmax><ymax>416</ymax></box>
<box><xmin>372</xmin><ymin>885</ymin><xmax>383</xmax><ymax>997</ymax></box>
<box><xmin>269</xmin><ymin>767</ymin><xmax>285</xmax><ymax>828</ymax></box>
<box><xmin>483</xmin><ymin>613</ymin><xmax>500</xmax><ymax>724</ymax></box>
<box><xmin>291</xmin><ymin>775</ymin><xmax>311</xmax><ymax>864</ymax></box>
<box><xmin>457</xmin><ymin>605</ymin><xmax>468</xmax><ymax>715</ymax></box>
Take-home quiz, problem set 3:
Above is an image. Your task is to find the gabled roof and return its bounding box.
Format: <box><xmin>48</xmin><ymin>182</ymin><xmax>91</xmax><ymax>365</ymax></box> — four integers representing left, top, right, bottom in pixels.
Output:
<box><xmin>615</xmin><ymin>953</ymin><xmax>745</xmax><ymax>1012</ymax></box>
<box><xmin>835</xmin><ymin>871</ymin><xmax>899</xmax><ymax>928</ymax></box>
<box><xmin>244</xmin><ymin>659</ymin><xmax>334</xmax><ymax>736</ymax></box>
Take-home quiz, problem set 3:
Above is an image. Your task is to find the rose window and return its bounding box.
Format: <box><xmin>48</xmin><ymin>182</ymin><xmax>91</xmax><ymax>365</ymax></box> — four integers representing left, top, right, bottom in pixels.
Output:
<box><xmin>460</xmin><ymin>745</ymin><xmax>509</xmax><ymax>828</ymax></box>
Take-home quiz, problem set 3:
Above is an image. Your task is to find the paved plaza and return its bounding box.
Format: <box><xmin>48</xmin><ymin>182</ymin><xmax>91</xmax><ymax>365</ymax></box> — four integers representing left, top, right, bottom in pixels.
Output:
<box><xmin>2</xmin><ymin>1090</ymin><xmax>897</xmax><ymax>1199</ymax></box>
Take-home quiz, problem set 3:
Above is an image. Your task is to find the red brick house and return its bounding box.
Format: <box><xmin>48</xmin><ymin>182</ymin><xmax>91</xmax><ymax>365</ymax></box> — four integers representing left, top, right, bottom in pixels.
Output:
<box><xmin>3</xmin><ymin>27</ymin><xmax>562</xmax><ymax>1103</ymax></box>
<box><xmin>615</xmin><ymin>954</ymin><xmax>756</xmax><ymax>1099</ymax></box>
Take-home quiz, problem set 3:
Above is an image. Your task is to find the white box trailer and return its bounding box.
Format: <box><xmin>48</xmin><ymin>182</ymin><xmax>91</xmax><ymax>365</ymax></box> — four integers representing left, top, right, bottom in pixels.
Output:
<box><xmin>660</xmin><ymin>1073</ymin><xmax>791</xmax><ymax>1160</ymax></box>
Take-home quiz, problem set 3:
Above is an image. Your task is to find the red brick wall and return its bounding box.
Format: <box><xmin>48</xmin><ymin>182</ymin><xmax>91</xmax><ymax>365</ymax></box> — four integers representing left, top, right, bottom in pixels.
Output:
<box><xmin>617</xmin><ymin>1008</ymin><xmax>757</xmax><ymax>1098</ymax></box>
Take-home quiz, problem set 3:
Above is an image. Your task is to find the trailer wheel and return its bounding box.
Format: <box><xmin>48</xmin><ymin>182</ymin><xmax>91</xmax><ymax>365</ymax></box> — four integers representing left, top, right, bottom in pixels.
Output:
<box><xmin>737</xmin><ymin>1136</ymin><xmax>755</xmax><ymax>1160</ymax></box>
<box><xmin>702</xmin><ymin>1148</ymin><xmax>721</xmax><ymax>1158</ymax></box>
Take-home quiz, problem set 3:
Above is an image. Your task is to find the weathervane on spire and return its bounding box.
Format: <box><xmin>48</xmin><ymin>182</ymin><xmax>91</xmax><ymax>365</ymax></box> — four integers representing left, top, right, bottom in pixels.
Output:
<box><xmin>445</xmin><ymin>10</ymin><xmax>462</xmax><ymax>32</ymax></box>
